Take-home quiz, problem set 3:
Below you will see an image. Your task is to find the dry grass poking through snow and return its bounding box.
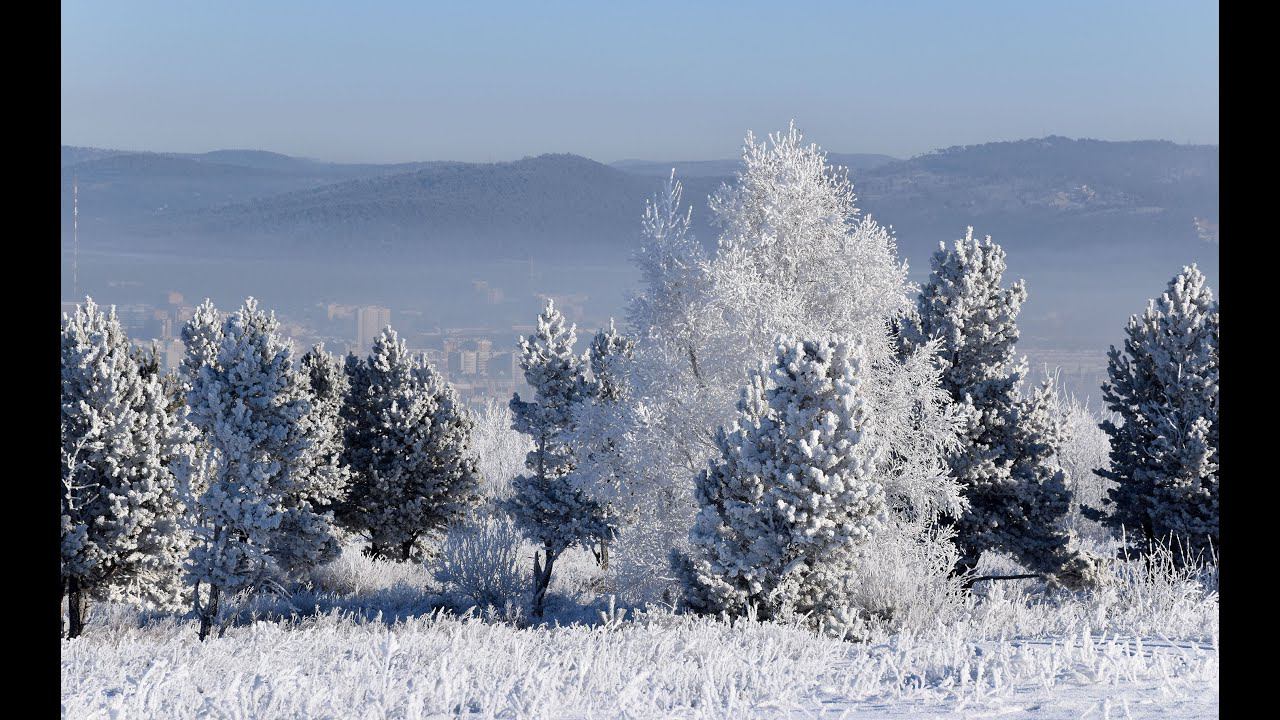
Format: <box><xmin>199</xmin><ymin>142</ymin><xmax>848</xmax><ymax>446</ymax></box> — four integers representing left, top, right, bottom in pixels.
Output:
<box><xmin>62</xmin><ymin>541</ymin><xmax>1217</xmax><ymax>719</ymax></box>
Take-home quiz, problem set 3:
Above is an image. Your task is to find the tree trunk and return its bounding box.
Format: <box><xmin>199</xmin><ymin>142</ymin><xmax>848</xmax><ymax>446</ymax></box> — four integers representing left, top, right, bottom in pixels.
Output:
<box><xmin>531</xmin><ymin>544</ymin><xmax>557</xmax><ymax>618</ymax></box>
<box><xmin>594</xmin><ymin>540</ymin><xmax>610</xmax><ymax>571</ymax></box>
<box><xmin>66</xmin><ymin>578</ymin><xmax>87</xmax><ymax>640</ymax></box>
<box><xmin>199</xmin><ymin>583</ymin><xmax>221</xmax><ymax>642</ymax></box>
<box><xmin>400</xmin><ymin>539</ymin><xmax>415</xmax><ymax>562</ymax></box>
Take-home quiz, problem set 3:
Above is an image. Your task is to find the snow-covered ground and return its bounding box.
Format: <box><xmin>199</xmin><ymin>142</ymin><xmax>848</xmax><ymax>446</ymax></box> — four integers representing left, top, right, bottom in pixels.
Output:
<box><xmin>61</xmin><ymin>545</ymin><xmax>1218</xmax><ymax>719</ymax></box>
<box><xmin>61</xmin><ymin>609</ymin><xmax>1217</xmax><ymax>719</ymax></box>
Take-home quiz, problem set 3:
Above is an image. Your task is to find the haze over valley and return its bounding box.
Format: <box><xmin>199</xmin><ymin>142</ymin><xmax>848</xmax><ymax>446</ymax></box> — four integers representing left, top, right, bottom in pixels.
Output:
<box><xmin>61</xmin><ymin>134</ymin><xmax>1218</xmax><ymax>404</ymax></box>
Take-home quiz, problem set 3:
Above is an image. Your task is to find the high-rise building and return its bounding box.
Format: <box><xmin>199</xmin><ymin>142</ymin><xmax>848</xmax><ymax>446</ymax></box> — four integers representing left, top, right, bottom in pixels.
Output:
<box><xmin>355</xmin><ymin>305</ymin><xmax>392</xmax><ymax>353</ymax></box>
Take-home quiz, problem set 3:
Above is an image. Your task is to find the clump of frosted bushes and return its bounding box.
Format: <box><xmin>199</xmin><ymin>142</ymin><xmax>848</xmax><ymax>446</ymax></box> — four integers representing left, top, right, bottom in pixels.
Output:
<box><xmin>434</xmin><ymin>511</ymin><xmax>528</xmax><ymax>611</ymax></box>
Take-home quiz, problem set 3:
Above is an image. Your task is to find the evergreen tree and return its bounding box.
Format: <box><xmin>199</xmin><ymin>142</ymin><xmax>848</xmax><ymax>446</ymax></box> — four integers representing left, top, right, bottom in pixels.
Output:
<box><xmin>673</xmin><ymin>336</ymin><xmax>886</xmax><ymax>638</ymax></box>
<box><xmin>900</xmin><ymin>229</ymin><xmax>1075</xmax><ymax>578</ymax></box>
<box><xmin>503</xmin><ymin>299</ymin><xmax>608</xmax><ymax>616</ymax></box>
<box><xmin>61</xmin><ymin>298</ymin><xmax>191</xmax><ymax>638</ymax></box>
<box><xmin>1087</xmin><ymin>265</ymin><xmax>1219</xmax><ymax>561</ymax></box>
<box><xmin>565</xmin><ymin>320</ymin><xmax>635</xmax><ymax>569</ymax></box>
<box><xmin>338</xmin><ymin>328</ymin><xmax>481</xmax><ymax>561</ymax></box>
<box><xmin>183</xmin><ymin>298</ymin><xmax>339</xmax><ymax>640</ymax></box>
<box><xmin>273</xmin><ymin>344</ymin><xmax>351</xmax><ymax>573</ymax></box>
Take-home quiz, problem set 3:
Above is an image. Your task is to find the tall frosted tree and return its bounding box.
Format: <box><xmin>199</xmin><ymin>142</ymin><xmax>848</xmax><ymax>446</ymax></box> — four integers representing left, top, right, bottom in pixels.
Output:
<box><xmin>183</xmin><ymin>298</ymin><xmax>341</xmax><ymax>640</ymax></box>
<box><xmin>338</xmin><ymin>328</ymin><xmax>481</xmax><ymax>561</ymax></box>
<box><xmin>564</xmin><ymin>320</ymin><xmax>635</xmax><ymax>569</ymax></box>
<box><xmin>674</xmin><ymin>336</ymin><xmax>886</xmax><ymax>638</ymax></box>
<box><xmin>277</xmin><ymin>344</ymin><xmax>352</xmax><ymax>571</ymax></box>
<box><xmin>899</xmin><ymin>230</ymin><xmax>1076</xmax><ymax>579</ymax></box>
<box><xmin>503</xmin><ymin>299</ymin><xmax>608</xmax><ymax>616</ymax></box>
<box><xmin>61</xmin><ymin>298</ymin><xmax>192</xmax><ymax>638</ymax></box>
<box><xmin>620</xmin><ymin>124</ymin><xmax>963</xmax><ymax>604</ymax></box>
<box><xmin>1087</xmin><ymin>265</ymin><xmax>1219</xmax><ymax>561</ymax></box>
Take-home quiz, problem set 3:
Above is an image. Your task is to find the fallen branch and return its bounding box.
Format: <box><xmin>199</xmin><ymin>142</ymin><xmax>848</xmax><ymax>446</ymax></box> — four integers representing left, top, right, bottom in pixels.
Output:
<box><xmin>963</xmin><ymin>573</ymin><xmax>1041</xmax><ymax>588</ymax></box>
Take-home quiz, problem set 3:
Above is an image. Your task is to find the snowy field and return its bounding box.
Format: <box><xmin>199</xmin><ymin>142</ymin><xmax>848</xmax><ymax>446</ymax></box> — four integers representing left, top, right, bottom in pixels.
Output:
<box><xmin>61</xmin><ymin>546</ymin><xmax>1218</xmax><ymax>719</ymax></box>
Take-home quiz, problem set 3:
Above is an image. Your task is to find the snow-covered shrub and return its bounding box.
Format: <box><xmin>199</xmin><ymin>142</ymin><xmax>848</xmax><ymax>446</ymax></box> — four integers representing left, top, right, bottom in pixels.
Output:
<box><xmin>307</xmin><ymin>544</ymin><xmax>435</xmax><ymax>599</ymax></box>
<box><xmin>841</xmin><ymin>523</ymin><xmax>969</xmax><ymax>634</ymax></box>
<box><xmin>434</xmin><ymin>512</ymin><xmax>527</xmax><ymax>611</ymax></box>
<box><xmin>472</xmin><ymin>399</ymin><xmax>532</xmax><ymax>500</ymax></box>
<box><xmin>968</xmin><ymin>535</ymin><xmax>1218</xmax><ymax>643</ymax></box>
<box><xmin>1048</xmin><ymin>382</ymin><xmax>1115</xmax><ymax>542</ymax></box>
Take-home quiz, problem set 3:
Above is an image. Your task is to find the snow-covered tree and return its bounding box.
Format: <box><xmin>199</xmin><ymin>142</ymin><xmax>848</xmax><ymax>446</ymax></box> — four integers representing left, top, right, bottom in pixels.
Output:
<box><xmin>1046</xmin><ymin>382</ymin><xmax>1115</xmax><ymax>541</ymax></box>
<box><xmin>620</xmin><ymin>124</ymin><xmax>964</xmax><ymax>605</ymax></box>
<box><xmin>503</xmin><ymin>299</ymin><xmax>608</xmax><ymax>616</ymax></box>
<box><xmin>899</xmin><ymin>230</ymin><xmax>1076</xmax><ymax>578</ymax></box>
<box><xmin>472</xmin><ymin>399</ymin><xmax>533</xmax><ymax>501</ymax></box>
<box><xmin>338</xmin><ymin>328</ymin><xmax>482</xmax><ymax>561</ymax></box>
<box><xmin>275</xmin><ymin>344</ymin><xmax>351</xmax><ymax>572</ymax></box>
<box><xmin>183</xmin><ymin>298</ymin><xmax>340</xmax><ymax>640</ymax></box>
<box><xmin>61</xmin><ymin>298</ymin><xmax>191</xmax><ymax>638</ymax></box>
<box><xmin>674</xmin><ymin>336</ymin><xmax>887</xmax><ymax>638</ymax></box>
<box><xmin>1087</xmin><ymin>265</ymin><xmax>1219</xmax><ymax>562</ymax></box>
<box><xmin>564</xmin><ymin>320</ymin><xmax>635</xmax><ymax>569</ymax></box>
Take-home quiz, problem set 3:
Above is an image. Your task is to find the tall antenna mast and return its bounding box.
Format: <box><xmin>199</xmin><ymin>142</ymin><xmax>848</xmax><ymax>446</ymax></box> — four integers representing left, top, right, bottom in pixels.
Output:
<box><xmin>72</xmin><ymin>174</ymin><xmax>79</xmax><ymax>299</ymax></box>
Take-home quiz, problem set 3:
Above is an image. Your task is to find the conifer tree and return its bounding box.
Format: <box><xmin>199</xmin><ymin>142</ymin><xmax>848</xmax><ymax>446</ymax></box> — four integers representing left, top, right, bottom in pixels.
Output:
<box><xmin>565</xmin><ymin>320</ymin><xmax>635</xmax><ymax>569</ymax></box>
<box><xmin>274</xmin><ymin>344</ymin><xmax>351</xmax><ymax>572</ymax></box>
<box><xmin>338</xmin><ymin>328</ymin><xmax>481</xmax><ymax>561</ymax></box>
<box><xmin>61</xmin><ymin>298</ymin><xmax>191</xmax><ymax>638</ymax></box>
<box><xmin>900</xmin><ymin>229</ymin><xmax>1075</xmax><ymax>578</ymax></box>
<box><xmin>1087</xmin><ymin>265</ymin><xmax>1219</xmax><ymax>561</ymax></box>
<box><xmin>674</xmin><ymin>336</ymin><xmax>886</xmax><ymax>637</ymax></box>
<box><xmin>183</xmin><ymin>298</ymin><xmax>340</xmax><ymax>640</ymax></box>
<box><xmin>503</xmin><ymin>299</ymin><xmax>608</xmax><ymax>616</ymax></box>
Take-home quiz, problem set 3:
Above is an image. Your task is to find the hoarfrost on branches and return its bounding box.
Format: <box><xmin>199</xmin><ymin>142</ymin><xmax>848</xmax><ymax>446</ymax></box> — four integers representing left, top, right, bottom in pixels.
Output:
<box><xmin>620</xmin><ymin>123</ymin><xmax>964</xmax><ymax>604</ymax></box>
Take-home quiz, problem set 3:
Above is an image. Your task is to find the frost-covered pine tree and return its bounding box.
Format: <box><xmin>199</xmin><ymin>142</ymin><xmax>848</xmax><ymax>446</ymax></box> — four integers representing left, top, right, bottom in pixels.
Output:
<box><xmin>564</xmin><ymin>320</ymin><xmax>635</xmax><ymax>569</ymax></box>
<box><xmin>183</xmin><ymin>298</ymin><xmax>340</xmax><ymax>640</ymax></box>
<box><xmin>61</xmin><ymin>298</ymin><xmax>191</xmax><ymax>638</ymax></box>
<box><xmin>899</xmin><ymin>229</ymin><xmax>1075</xmax><ymax>578</ymax></box>
<box><xmin>503</xmin><ymin>299</ymin><xmax>608</xmax><ymax>616</ymax></box>
<box><xmin>1087</xmin><ymin>265</ymin><xmax>1219</xmax><ymax>561</ymax></box>
<box><xmin>620</xmin><ymin>124</ymin><xmax>963</xmax><ymax>605</ymax></box>
<box><xmin>673</xmin><ymin>336</ymin><xmax>886</xmax><ymax>638</ymax></box>
<box><xmin>338</xmin><ymin>328</ymin><xmax>482</xmax><ymax>561</ymax></box>
<box><xmin>274</xmin><ymin>344</ymin><xmax>352</xmax><ymax>572</ymax></box>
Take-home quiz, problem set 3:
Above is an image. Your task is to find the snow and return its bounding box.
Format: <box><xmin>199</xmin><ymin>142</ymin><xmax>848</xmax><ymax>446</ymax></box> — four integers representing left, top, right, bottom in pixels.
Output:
<box><xmin>62</xmin><ymin>606</ymin><xmax>1217</xmax><ymax>719</ymax></box>
<box><xmin>62</xmin><ymin>540</ymin><xmax>1218</xmax><ymax>718</ymax></box>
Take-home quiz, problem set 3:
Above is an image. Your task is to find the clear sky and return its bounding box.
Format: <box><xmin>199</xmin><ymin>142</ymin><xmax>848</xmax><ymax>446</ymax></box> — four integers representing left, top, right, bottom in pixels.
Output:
<box><xmin>61</xmin><ymin>0</ymin><xmax>1219</xmax><ymax>164</ymax></box>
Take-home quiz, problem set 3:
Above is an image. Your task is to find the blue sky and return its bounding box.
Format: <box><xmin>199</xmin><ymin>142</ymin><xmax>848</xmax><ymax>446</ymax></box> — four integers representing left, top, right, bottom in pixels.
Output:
<box><xmin>61</xmin><ymin>0</ymin><xmax>1218</xmax><ymax>163</ymax></box>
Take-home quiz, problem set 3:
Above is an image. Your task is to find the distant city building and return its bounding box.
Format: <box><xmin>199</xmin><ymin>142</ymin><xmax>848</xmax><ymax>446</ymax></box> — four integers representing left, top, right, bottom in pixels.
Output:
<box><xmin>159</xmin><ymin>338</ymin><xmax>185</xmax><ymax>371</ymax></box>
<box><xmin>355</xmin><ymin>305</ymin><xmax>391</xmax><ymax>353</ymax></box>
<box><xmin>448</xmin><ymin>349</ymin><xmax>479</xmax><ymax>376</ymax></box>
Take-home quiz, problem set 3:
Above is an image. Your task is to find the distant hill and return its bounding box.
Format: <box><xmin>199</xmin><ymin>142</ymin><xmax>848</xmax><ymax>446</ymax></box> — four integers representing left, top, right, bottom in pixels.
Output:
<box><xmin>63</xmin><ymin>137</ymin><xmax>1216</xmax><ymax>260</ymax></box>
<box><xmin>169</xmin><ymin>153</ymin><xmax>661</xmax><ymax>258</ymax></box>
<box><xmin>610</xmin><ymin>153</ymin><xmax>898</xmax><ymax>178</ymax></box>
<box><xmin>59</xmin><ymin>137</ymin><xmax>1217</xmax><ymax>353</ymax></box>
